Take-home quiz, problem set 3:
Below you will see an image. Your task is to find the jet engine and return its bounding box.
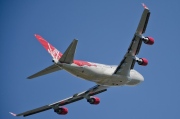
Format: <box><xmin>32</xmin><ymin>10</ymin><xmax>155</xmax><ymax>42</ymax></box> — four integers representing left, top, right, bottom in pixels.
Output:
<box><xmin>87</xmin><ymin>97</ymin><xmax>100</xmax><ymax>105</ymax></box>
<box><xmin>137</xmin><ymin>58</ymin><xmax>148</xmax><ymax>66</ymax></box>
<box><xmin>142</xmin><ymin>37</ymin><xmax>154</xmax><ymax>45</ymax></box>
<box><xmin>54</xmin><ymin>107</ymin><xmax>68</xmax><ymax>115</ymax></box>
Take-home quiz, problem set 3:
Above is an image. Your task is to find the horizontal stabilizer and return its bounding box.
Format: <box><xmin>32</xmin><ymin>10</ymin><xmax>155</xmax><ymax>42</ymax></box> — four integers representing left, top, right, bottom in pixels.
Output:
<box><xmin>27</xmin><ymin>64</ymin><xmax>62</xmax><ymax>79</ymax></box>
<box><xmin>59</xmin><ymin>39</ymin><xmax>78</xmax><ymax>64</ymax></box>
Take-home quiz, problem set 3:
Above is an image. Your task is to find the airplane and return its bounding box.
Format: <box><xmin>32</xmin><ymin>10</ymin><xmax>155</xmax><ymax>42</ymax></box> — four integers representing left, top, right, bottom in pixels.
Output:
<box><xmin>10</xmin><ymin>3</ymin><xmax>154</xmax><ymax>117</ymax></box>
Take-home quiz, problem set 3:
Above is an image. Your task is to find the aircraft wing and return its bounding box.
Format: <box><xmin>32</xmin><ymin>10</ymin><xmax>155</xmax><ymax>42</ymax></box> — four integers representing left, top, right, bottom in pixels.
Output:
<box><xmin>114</xmin><ymin>4</ymin><xmax>150</xmax><ymax>76</ymax></box>
<box><xmin>10</xmin><ymin>85</ymin><xmax>107</xmax><ymax>117</ymax></box>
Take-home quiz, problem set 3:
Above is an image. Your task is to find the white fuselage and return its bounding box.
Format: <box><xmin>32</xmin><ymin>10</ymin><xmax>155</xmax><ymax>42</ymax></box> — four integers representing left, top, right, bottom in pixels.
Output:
<box><xmin>60</xmin><ymin>62</ymin><xmax>144</xmax><ymax>86</ymax></box>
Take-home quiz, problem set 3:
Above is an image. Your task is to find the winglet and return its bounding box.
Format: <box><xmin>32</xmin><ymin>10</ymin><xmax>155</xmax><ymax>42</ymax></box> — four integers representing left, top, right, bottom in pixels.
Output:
<box><xmin>142</xmin><ymin>3</ymin><xmax>148</xmax><ymax>9</ymax></box>
<box><xmin>9</xmin><ymin>112</ymin><xmax>17</xmax><ymax>116</ymax></box>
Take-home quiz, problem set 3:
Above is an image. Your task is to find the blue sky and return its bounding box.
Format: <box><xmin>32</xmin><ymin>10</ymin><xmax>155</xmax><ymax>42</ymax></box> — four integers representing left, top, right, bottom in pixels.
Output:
<box><xmin>1</xmin><ymin>0</ymin><xmax>180</xmax><ymax>119</ymax></box>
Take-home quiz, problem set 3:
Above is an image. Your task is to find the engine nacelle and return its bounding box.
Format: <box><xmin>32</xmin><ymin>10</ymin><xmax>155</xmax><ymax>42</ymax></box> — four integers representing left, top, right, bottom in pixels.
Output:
<box><xmin>87</xmin><ymin>97</ymin><xmax>100</xmax><ymax>105</ymax></box>
<box><xmin>137</xmin><ymin>58</ymin><xmax>148</xmax><ymax>66</ymax></box>
<box><xmin>54</xmin><ymin>107</ymin><xmax>68</xmax><ymax>115</ymax></box>
<box><xmin>142</xmin><ymin>37</ymin><xmax>154</xmax><ymax>45</ymax></box>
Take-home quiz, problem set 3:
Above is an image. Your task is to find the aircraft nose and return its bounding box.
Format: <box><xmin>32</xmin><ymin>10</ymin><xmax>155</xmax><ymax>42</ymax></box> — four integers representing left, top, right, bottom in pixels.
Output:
<box><xmin>138</xmin><ymin>73</ymin><xmax>144</xmax><ymax>82</ymax></box>
<box><xmin>127</xmin><ymin>70</ymin><xmax>144</xmax><ymax>85</ymax></box>
<box><xmin>133</xmin><ymin>69</ymin><xmax>144</xmax><ymax>82</ymax></box>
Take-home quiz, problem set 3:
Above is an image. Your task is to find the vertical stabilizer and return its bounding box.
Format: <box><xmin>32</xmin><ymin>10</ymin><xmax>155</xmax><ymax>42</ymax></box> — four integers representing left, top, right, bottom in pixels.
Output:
<box><xmin>35</xmin><ymin>34</ymin><xmax>63</xmax><ymax>62</ymax></box>
<box><xmin>59</xmin><ymin>39</ymin><xmax>78</xmax><ymax>64</ymax></box>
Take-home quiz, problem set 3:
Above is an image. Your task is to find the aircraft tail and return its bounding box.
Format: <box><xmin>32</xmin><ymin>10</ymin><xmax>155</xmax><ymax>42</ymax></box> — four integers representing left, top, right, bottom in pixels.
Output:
<box><xmin>27</xmin><ymin>64</ymin><xmax>62</xmax><ymax>79</ymax></box>
<box><xmin>35</xmin><ymin>34</ymin><xmax>63</xmax><ymax>62</ymax></box>
<box><xmin>59</xmin><ymin>39</ymin><xmax>78</xmax><ymax>64</ymax></box>
<box><xmin>28</xmin><ymin>35</ymin><xmax>78</xmax><ymax>79</ymax></box>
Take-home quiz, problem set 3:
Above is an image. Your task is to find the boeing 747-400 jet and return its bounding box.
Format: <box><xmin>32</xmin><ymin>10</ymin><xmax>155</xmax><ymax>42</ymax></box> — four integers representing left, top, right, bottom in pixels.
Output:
<box><xmin>10</xmin><ymin>3</ymin><xmax>154</xmax><ymax>117</ymax></box>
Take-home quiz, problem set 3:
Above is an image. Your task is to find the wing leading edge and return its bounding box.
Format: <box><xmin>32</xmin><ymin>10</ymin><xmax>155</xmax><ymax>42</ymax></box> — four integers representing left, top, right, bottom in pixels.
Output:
<box><xmin>10</xmin><ymin>85</ymin><xmax>107</xmax><ymax>117</ymax></box>
<box><xmin>114</xmin><ymin>4</ymin><xmax>150</xmax><ymax>75</ymax></box>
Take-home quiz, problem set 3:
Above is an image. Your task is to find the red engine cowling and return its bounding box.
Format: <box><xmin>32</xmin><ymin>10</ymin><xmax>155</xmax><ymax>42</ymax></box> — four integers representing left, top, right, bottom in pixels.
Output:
<box><xmin>54</xmin><ymin>107</ymin><xmax>68</xmax><ymax>115</ymax></box>
<box><xmin>137</xmin><ymin>58</ymin><xmax>148</xmax><ymax>66</ymax></box>
<box><xmin>143</xmin><ymin>37</ymin><xmax>154</xmax><ymax>45</ymax></box>
<box><xmin>87</xmin><ymin>97</ymin><xmax>100</xmax><ymax>105</ymax></box>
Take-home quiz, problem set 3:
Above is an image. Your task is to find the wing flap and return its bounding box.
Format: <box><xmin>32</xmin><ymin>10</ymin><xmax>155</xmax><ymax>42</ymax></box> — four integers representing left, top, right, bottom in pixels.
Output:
<box><xmin>16</xmin><ymin>105</ymin><xmax>51</xmax><ymax>117</ymax></box>
<box><xmin>114</xmin><ymin>35</ymin><xmax>142</xmax><ymax>75</ymax></box>
<box><xmin>50</xmin><ymin>85</ymin><xmax>107</xmax><ymax>107</ymax></box>
<box><xmin>27</xmin><ymin>64</ymin><xmax>62</xmax><ymax>79</ymax></box>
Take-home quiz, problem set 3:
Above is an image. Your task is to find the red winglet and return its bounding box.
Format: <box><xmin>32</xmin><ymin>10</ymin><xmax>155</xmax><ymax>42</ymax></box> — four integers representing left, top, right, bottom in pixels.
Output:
<box><xmin>34</xmin><ymin>34</ymin><xmax>62</xmax><ymax>60</ymax></box>
<box><xmin>142</xmin><ymin>3</ymin><xmax>148</xmax><ymax>9</ymax></box>
<box><xmin>9</xmin><ymin>112</ymin><xmax>17</xmax><ymax>116</ymax></box>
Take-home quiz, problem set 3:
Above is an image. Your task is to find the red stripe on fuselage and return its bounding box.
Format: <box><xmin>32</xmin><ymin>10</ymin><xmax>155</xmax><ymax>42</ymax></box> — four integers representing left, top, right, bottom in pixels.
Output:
<box><xmin>74</xmin><ymin>60</ymin><xmax>96</xmax><ymax>67</ymax></box>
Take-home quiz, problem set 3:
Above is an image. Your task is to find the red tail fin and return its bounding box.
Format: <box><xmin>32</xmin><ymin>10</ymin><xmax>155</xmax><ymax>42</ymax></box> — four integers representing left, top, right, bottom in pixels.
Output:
<box><xmin>35</xmin><ymin>34</ymin><xmax>62</xmax><ymax>61</ymax></box>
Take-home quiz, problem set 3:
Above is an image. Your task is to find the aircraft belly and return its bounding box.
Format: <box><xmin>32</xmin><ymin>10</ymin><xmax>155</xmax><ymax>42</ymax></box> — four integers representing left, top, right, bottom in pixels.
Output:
<box><xmin>61</xmin><ymin>63</ymin><xmax>130</xmax><ymax>86</ymax></box>
<box><xmin>96</xmin><ymin>74</ymin><xmax>130</xmax><ymax>86</ymax></box>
